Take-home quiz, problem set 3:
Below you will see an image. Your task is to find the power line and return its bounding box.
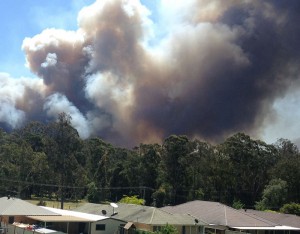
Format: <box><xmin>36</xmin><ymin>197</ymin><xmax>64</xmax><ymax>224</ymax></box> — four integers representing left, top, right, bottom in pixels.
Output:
<box><xmin>0</xmin><ymin>178</ymin><xmax>85</xmax><ymax>189</ymax></box>
<box><xmin>0</xmin><ymin>178</ymin><xmax>154</xmax><ymax>191</ymax></box>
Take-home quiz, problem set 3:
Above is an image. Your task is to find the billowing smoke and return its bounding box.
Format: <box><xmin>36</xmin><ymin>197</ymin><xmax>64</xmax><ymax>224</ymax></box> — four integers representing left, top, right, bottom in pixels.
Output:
<box><xmin>1</xmin><ymin>0</ymin><xmax>300</xmax><ymax>147</ymax></box>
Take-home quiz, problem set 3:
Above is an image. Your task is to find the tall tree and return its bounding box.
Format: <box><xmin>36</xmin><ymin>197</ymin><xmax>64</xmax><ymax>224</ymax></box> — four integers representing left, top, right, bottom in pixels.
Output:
<box><xmin>271</xmin><ymin>139</ymin><xmax>300</xmax><ymax>203</ymax></box>
<box><xmin>218</xmin><ymin>133</ymin><xmax>278</xmax><ymax>206</ymax></box>
<box><xmin>255</xmin><ymin>178</ymin><xmax>288</xmax><ymax>211</ymax></box>
<box><xmin>84</xmin><ymin>137</ymin><xmax>115</xmax><ymax>202</ymax></box>
<box><xmin>160</xmin><ymin>135</ymin><xmax>191</xmax><ymax>205</ymax></box>
<box><xmin>138</xmin><ymin>143</ymin><xmax>162</xmax><ymax>204</ymax></box>
<box><xmin>44</xmin><ymin>113</ymin><xmax>84</xmax><ymax>208</ymax></box>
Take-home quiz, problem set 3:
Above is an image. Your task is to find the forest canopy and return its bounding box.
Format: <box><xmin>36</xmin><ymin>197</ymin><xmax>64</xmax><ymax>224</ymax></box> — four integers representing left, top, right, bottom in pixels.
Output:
<box><xmin>0</xmin><ymin>113</ymin><xmax>299</xmax><ymax>213</ymax></box>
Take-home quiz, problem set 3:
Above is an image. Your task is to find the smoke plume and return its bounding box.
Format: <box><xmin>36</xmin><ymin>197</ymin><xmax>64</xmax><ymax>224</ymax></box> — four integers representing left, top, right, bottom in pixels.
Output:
<box><xmin>1</xmin><ymin>0</ymin><xmax>300</xmax><ymax>147</ymax></box>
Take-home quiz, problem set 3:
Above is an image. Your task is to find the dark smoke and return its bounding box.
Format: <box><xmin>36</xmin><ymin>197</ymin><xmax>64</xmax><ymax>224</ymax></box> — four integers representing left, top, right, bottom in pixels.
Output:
<box><xmin>1</xmin><ymin>0</ymin><xmax>300</xmax><ymax>147</ymax></box>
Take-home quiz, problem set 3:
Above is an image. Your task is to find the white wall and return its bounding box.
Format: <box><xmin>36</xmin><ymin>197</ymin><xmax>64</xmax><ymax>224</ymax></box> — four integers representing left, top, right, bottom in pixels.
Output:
<box><xmin>90</xmin><ymin>219</ymin><xmax>126</xmax><ymax>234</ymax></box>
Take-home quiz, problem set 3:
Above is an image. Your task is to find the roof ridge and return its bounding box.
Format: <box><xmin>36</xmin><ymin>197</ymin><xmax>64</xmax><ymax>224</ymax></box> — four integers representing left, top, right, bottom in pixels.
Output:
<box><xmin>224</xmin><ymin>205</ymin><xmax>228</xmax><ymax>226</ymax></box>
<box><xmin>150</xmin><ymin>207</ymin><xmax>156</xmax><ymax>224</ymax></box>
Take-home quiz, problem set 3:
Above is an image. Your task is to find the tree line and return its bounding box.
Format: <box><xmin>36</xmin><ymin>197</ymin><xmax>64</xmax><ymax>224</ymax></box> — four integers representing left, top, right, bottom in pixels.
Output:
<box><xmin>0</xmin><ymin>113</ymin><xmax>299</xmax><ymax>213</ymax></box>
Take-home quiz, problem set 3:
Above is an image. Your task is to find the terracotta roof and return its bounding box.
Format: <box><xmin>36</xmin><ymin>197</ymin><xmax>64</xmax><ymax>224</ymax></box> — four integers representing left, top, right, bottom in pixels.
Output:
<box><xmin>0</xmin><ymin>197</ymin><xmax>59</xmax><ymax>216</ymax></box>
<box><xmin>161</xmin><ymin>200</ymin><xmax>277</xmax><ymax>228</ymax></box>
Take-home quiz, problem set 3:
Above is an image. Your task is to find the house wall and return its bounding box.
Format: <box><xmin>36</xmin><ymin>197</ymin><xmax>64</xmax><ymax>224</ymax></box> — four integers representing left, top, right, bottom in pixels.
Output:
<box><xmin>178</xmin><ymin>225</ymin><xmax>199</xmax><ymax>234</ymax></box>
<box><xmin>90</xmin><ymin>219</ymin><xmax>126</xmax><ymax>234</ymax></box>
<box><xmin>0</xmin><ymin>215</ymin><xmax>35</xmax><ymax>225</ymax></box>
<box><xmin>150</xmin><ymin>224</ymin><xmax>199</xmax><ymax>234</ymax></box>
<box><xmin>134</xmin><ymin>223</ymin><xmax>151</xmax><ymax>231</ymax></box>
<box><xmin>51</xmin><ymin>222</ymin><xmax>77</xmax><ymax>233</ymax></box>
<box><xmin>4</xmin><ymin>223</ymin><xmax>65</xmax><ymax>234</ymax></box>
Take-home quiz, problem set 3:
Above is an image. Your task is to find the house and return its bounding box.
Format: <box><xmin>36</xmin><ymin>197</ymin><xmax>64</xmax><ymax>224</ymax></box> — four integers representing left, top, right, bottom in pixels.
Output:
<box><xmin>34</xmin><ymin>207</ymin><xmax>127</xmax><ymax>234</ymax></box>
<box><xmin>0</xmin><ymin>196</ymin><xmax>62</xmax><ymax>233</ymax></box>
<box><xmin>0</xmin><ymin>197</ymin><xmax>126</xmax><ymax>234</ymax></box>
<box><xmin>240</xmin><ymin>209</ymin><xmax>300</xmax><ymax>231</ymax></box>
<box><xmin>161</xmin><ymin>200</ymin><xmax>300</xmax><ymax>234</ymax></box>
<box><xmin>74</xmin><ymin>202</ymin><xmax>208</xmax><ymax>234</ymax></box>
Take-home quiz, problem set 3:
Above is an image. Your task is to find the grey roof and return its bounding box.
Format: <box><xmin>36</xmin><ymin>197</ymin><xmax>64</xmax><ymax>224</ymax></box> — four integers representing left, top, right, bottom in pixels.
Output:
<box><xmin>74</xmin><ymin>203</ymin><xmax>207</xmax><ymax>226</ymax></box>
<box><xmin>161</xmin><ymin>200</ymin><xmax>278</xmax><ymax>228</ymax></box>
<box><xmin>0</xmin><ymin>197</ymin><xmax>59</xmax><ymax>216</ymax></box>
<box><xmin>240</xmin><ymin>209</ymin><xmax>300</xmax><ymax>228</ymax></box>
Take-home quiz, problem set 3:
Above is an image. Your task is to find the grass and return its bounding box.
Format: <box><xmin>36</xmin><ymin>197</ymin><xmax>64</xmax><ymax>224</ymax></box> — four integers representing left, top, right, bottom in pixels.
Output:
<box><xmin>25</xmin><ymin>198</ymin><xmax>87</xmax><ymax>210</ymax></box>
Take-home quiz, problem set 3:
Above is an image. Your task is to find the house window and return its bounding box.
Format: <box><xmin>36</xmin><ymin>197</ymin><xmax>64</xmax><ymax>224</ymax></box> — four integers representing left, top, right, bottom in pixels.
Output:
<box><xmin>96</xmin><ymin>224</ymin><xmax>106</xmax><ymax>231</ymax></box>
<box><xmin>8</xmin><ymin>216</ymin><xmax>14</xmax><ymax>224</ymax></box>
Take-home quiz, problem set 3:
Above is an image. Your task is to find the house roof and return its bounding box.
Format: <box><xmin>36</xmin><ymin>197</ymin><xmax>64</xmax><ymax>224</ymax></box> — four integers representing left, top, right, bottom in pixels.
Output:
<box><xmin>28</xmin><ymin>206</ymin><xmax>109</xmax><ymax>222</ymax></box>
<box><xmin>74</xmin><ymin>203</ymin><xmax>207</xmax><ymax>226</ymax></box>
<box><xmin>124</xmin><ymin>222</ymin><xmax>135</xmax><ymax>230</ymax></box>
<box><xmin>0</xmin><ymin>197</ymin><xmax>59</xmax><ymax>216</ymax></box>
<box><xmin>240</xmin><ymin>209</ymin><xmax>300</xmax><ymax>228</ymax></box>
<box><xmin>232</xmin><ymin>225</ymin><xmax>300</xmax><ymax>231</ymax></box>
<box><xmin>161</xmin><ymin>200</ymin><xmax>277</xmax><ymax>228</ymax></box>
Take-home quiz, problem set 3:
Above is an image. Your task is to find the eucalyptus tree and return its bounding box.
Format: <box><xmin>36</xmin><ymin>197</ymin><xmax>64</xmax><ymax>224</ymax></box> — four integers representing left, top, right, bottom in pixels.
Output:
<box><xmin>271</xmin><ymin>139</ymin><xmax>300</xmax><ymax>203</ymax></box>
<box><xmin>184</xmin><ymin>139</ymin><xmax>218</xmax><ymax>201</ymax></box>
<box><xmin>0</xmin><ymin>130</ymin><xmax>46</xmax><ymax>199</ymax></box>
<box><xmin>160</xmin><ymin>135</ymin><xmax>191</xmax><ymax>205</ymax></box>
<box><xmin>43</xmin><ymin>113</ymin><xmax>86</xmax><ymax>207</ymax></box>
<box><xmin>105</xmin><ymin>146</ymin><xmax>151</xmax><ymax>202</ymax></box>
<box><xmin>218</xmin><ymin>133</ymin><xmax>278</xmax><ymax>206</ymax></box>
<box><xmin>13</xmin><ymin>121</ymin><xmax>52</xmax><ymax>197</ymax></box>
<box><xmin>84</xmin><ymin>137</ymin><xmax>116</xmax><ymax>202</ymax></box>
<box><xmin>255</xmin><ymin>178</ymin><xmax>288</xmax><ymax>211</ymax></box>
<box><xmin>138</xmin><ymin>143</ymin><xmax>162</xmax><ymax>204</ymax></box>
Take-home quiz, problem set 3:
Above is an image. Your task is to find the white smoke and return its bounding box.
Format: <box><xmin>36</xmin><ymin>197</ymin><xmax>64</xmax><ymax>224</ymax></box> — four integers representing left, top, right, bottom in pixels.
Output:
<box><xmin>43</xmin><ymin>93</ymin><xmax>91</xmax><ymax>139</ymax></box>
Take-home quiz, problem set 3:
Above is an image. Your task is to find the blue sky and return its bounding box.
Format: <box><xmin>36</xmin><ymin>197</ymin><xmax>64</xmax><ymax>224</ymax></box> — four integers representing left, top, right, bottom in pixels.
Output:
<box><xmin>0</xmin><ymin>0</ymin><xmax>300</xmax><ymax>146</ymax></box>
<box><xmin>0</xmin><ymin>0</ymin><xmax>161</xmax><ymax>78</ymax></box>
<box><xmin>0</xmin><ymin>0</ymin><xmax>95</xmax><ymax>77</ymax></box>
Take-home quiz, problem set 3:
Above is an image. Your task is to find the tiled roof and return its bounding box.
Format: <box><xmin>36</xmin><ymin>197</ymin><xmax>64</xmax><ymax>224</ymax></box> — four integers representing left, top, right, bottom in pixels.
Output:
<box><xmin>0</xmin><ymin>197</ymin><xmax>59</xmax><ymax>216</ymax></box>
<box><xmin>240</xmin><ymin>209</ymin><xmax>300</xmax><ymax>228</ymax></box>
<box><xmin>74</xmin><ymin>203</ymin><xmax>207</xmax><ymax>226</ymax></box>
<box><xmin>161</xmin><ymin>200</ymin><xmax>277</xmax><ymax>228</ymax></box>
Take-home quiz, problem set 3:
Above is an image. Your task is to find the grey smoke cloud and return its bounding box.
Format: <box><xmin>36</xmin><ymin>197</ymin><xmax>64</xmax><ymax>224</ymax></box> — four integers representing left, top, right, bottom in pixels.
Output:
<box><xmin>1</xmin><ymin>0</ymin><xmax>300</xmax><ymax>146</ymax></box>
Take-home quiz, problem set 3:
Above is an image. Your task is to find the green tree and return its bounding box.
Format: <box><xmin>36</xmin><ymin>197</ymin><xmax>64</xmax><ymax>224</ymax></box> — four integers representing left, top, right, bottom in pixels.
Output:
<box><xmin>0</xmin><ymin>130</ymin><xmax>45</xmax><ymax>198</ymax></box>
<box><xmin>44</xmin><ymin>113</ymin><xmax>85</xmax><ymax>208</ymax></box>
<box><xmin>138</xmin><ymin>143</ymin><xmax>162</xmax><ymax>204</ymax></box>
<box><xmin>119</xmin><ymin>195</ymin><xmax>145</xmax><ymax>205</ymax></box>
<box><xmin>152</xmin><ymin>187</ymin><xmax>168</xmax><ymax>208</ymax></box>
<box><xmin>160</xmin><ymin>135</ymin><xmax>190</xmax><ymax>204</ymax></box>
<box><xmin>232</xmin><ymin>199</ymin><xmax>245</xmax><ymax>209</ymax></box>
<box><xmin>218</xmin><ymin>133</ymin><xmax>278</xmax><ymax>206</ymax></box>
<box><xmin>86</xmin><ymin>182</ymin><xmax>100</xmax><ymax>203</ymax></box>
<box><xmin>155</xmin><ymin>224</ymin><xmax>178</xmax><ymax>234</ymax></box>
<box><xmin>183</xmin><ymin>140</ymin><xmax>215</xmax><ymax>201</ymax></box>
<box><xmin>83</xmin><ymin>137</ymin><xmax>115</xmax><ymax>201</ymax></box>
<box><xmin>17</xmin><ymin>121</ymin><xmax>46</xmax><ymax>152</ymax></box>
<box><xmin>108</xmin><ymin>147</ymin><xmax>143</xmax><ymax>201</ymax></box>
<box><xmin>255</xmin><ymin>179</ymin><xmax>288</xmax><ymax>211</ymax></box>
<box><xmin>270</xmin><ymin>139</ymin><xmax>300</xmax><ymax>203</ymax></box>
<box><xmin>280</xmin><ymin>203</ymin><xmax>300</xmax><ymax>216</ymax></box>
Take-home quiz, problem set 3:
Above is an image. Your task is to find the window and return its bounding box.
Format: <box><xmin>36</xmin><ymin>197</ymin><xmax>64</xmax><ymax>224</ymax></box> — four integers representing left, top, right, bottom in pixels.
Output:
<box><xmin>8</xmin><ymin>216</ymin><xmax>14</xmax><ymax>224</ymax></box>
<box><xmin>96</xmin><ymin>224</ymin><xmax>106</xmax><ymax>231</ymax></box>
